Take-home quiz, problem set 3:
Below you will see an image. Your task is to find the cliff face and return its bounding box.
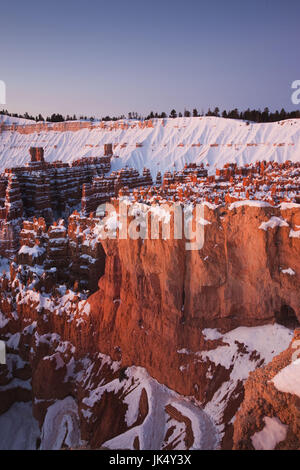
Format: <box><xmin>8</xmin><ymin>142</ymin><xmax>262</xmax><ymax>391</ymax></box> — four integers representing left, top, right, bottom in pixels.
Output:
<box><xmin>233</xmin><ymin>329</ymin><xmax>300</xmax><ymax>450</ymax></box>
<box><xmin>82</xmin><ymin>203</ymin><xmax>299</xmax><ymax>447</ymax></box>
<box><xmin>0</xmin><ymin>203</ymin><xmax>299</xmax><ymax>449</ymax></box>
<box><xmin>88</xmin><ymin>204</ymin><xmax>299</xmax><ymax>395</ymax></box>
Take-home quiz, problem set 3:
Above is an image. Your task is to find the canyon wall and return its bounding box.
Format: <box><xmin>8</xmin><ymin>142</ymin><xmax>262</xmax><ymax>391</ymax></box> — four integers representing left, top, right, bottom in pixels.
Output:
<box><xmin>233</xmin><ymin>329</ymin><xmax>300</xmax><ymax>450</ymax></box>
<box><xmin>89</xmin><ymin>203</ymin><xmax>299</xmax><ymax>391</ymax></box>
<box><xmin>85</xmin><ymin>202</ymin><xmax>299</xmax><ymax>444</ymax></box>
<box><xmin>0</xmin><ymin>203</ymin><xmax>299</xmax><ymax>449</ymax></box>
<box><xmin>0</xmin><ymin>119</ymin><xmax>155</xmax><ymax>135</ymax></box>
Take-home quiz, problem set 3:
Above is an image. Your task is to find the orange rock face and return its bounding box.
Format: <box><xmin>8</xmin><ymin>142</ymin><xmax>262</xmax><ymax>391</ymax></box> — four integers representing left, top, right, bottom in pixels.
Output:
<box><xmin>0</xmin><ymin>202</ymin><xmax>299</xmax><ymax>449</ymax></box>
<box><xmin>233</xmin><ymin>330</ymin><xmax>300</xmax><ymax>450</ymax></box>
<box><xmin>88</xmin><ymin>204</ymin><xmax>300</xmax><ymax>401</ymax></box>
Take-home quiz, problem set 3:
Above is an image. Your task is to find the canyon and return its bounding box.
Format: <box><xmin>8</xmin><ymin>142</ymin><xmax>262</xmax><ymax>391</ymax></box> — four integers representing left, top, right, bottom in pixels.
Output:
<box><xmin>0</xmin><ymin>117</ymin><xmax>299</xmax><ymax>450</ymax></box>
<box><xmin>1</xmin><ymin>115</ymin><xmax>300</xmax><ymax>176</ymax></box>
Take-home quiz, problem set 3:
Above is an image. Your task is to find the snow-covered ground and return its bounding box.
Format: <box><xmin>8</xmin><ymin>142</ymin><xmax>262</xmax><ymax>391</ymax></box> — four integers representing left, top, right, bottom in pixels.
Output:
<box><xmin>178</xmin><ymin>324</ymin><xmax>293</xmax><ymax>436</ymax></box>
<box><xmin>251</xmin><ymin>416</ymin><xmax>288</xmax><ymax>450</ymax></box>
<box><xmin>272</xmin><ymin>358</ymin><xmax>300</xmax><ymax>398</ymax></box>
<box><xmin>0</xmin><ymin>402</ymin><xmax>40</xmax><ymax>450</ymax></box>
<box><xmin>0</xmin><ymin>116</ymin><xmax>300</xmax><ymax>175</ymax></box>
<box><xmin>0</xmin><ymin>256</ymin><xmax>11</xmax><ymax>278</ymax></box>
<box><xmin>40</xmin><ymin>396</ymin><xmax>81</xmax><ymax>450</ymax></box>
<box><xmin>0</xmin><ymin>324</ymin><xmax>294</xmax><ymax>450</ymax></box>
<box><xmin>99</xmin><ymin>366</ymin><xmax>218</xmax><ymax>450</ymax></box>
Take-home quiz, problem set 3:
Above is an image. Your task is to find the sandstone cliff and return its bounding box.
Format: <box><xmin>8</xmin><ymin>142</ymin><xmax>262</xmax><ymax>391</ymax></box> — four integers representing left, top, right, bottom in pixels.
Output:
<box><xmin>85</xmin><ymin>203</ymin><xmax>299</xmax><ymax>446</ymax></box>
<box><xmin>233</xmin><ymin>329</ymin><xmax>300</xmax><ymax>450</ymax></box>
<box><xmin>0</xmin><ymin>203</ymin><xmax>299</xmax><ymax>449</ymax></box>
<box><xmin>88</xmin><ymin>203</ymin><xmax>299</xmax><ymax>392</ymax></box>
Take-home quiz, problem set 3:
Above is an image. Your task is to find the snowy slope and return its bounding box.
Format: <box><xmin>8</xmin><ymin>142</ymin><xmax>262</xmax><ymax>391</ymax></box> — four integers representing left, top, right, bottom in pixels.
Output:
<box><xmin>0</xmin><ymin>115</ymin><xmax>35</xmax><ymax>125</ymax></box>
<box><xmin>0</xmin><ymin>402</ymin><xmax>40</xmax><ymax>450</ymax></box>
<box><xmin>0</xmin><ymin>116</ymin><xmax>300</xmax><ymax>175</ymax></box>
<box><xmin>272</xmin><ymin>358</ymin><xmax>300</xmax><ymax>398</ymax></box>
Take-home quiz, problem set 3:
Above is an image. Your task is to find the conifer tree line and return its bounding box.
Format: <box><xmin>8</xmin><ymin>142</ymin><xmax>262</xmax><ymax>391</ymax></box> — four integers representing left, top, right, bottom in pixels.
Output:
<box><xmin>1</xmin><ymin>106</ymin><xmax>300</xmax><ymax>123</ymax></box>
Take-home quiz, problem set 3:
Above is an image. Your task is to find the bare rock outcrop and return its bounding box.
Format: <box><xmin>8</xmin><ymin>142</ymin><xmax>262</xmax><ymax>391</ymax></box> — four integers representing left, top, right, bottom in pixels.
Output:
<box><xmin>87</xmin><ymin>204</ymin><xmax>299</xmax><ymax>402</ymax></box>
<box><xmin>233</xmin><ymin>330</ymin><xmax>300</xmax><ymax>450</ymax></box>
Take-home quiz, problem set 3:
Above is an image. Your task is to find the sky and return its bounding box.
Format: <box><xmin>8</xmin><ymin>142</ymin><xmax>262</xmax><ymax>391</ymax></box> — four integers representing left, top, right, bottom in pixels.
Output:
<box><xmin>1</xmin><ymin>0</ymin><xmax>300</xmax><ymax>118</ymax></box>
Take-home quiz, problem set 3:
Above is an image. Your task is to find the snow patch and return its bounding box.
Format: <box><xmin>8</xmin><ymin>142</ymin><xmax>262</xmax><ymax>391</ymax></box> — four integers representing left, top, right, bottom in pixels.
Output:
<box><xmin>40</xmin><ymin>396</ymin><xmax>81</xmax><ymax>450</ymax></box>
<box><xmin>281</xmin><ymin>267</ymin><xmax>295</xmax><ymax>275</ymax></box>
<box><xmin>259</xmin><ymin>216</ymin><xmax>289</xmax><ymax>231</ymax></box>
<box><xmin>0</xmin><ymin>402</ymin><xmax>40</xmax><ymax>450</ymax></box>
<box><xmin>229</xmin><ymin>200</ymin><xmax>272</xmax><ymax>210</ymax></box>
<box><xmin>272</xmin><ymin>358</ymin><xmax>300</xmax><ymax>398</ymax></box>
<box><xmin>251</xmin><ymin>416</ymin><xmax>288</xmax><ymax>450</ymax></box>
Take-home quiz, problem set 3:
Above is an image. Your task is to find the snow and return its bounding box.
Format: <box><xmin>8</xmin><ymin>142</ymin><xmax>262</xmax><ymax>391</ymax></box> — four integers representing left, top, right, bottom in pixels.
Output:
<box><xmin>0</xmin><ymin>115</ymin><xmax>35</xmax><ymax>125</ymax></box>
<box><xmin>44</xmin><ymin>352</ymin><xmax>65</xmax><ymax>370</ymax></box>
<box><xmin>150</xmin><ymin>205</ymin><xmax>171</xmax><ymax>223</ymax></box>
<box><xmin>0</xmin><ymin>377</ymin><xmax>31</xmax><ymax>391</ymax></box>
<box><xmin>0</xmin><ymin>402</ymin><xmax>40</xmax><ymax>450</ymax></box>
<box><xmin>197</xmin><ymin>217</ymin><xmax>211</xmax><ymax>226</ymax></box>
<box><xmin>163</xmin><ymin>418</ymin><xmax>186</xmax><ymax>449</ymax></box>
<box><xmin>272</xmin><ymin>358</ymin><xmax>300</xmax><ymax>398</ymax></box>
<box><xmin>171</xmin><ymin>402</ymin><xmax>203</xmax><ymax>449</ymax></box>
<box><xmin>188</xmin><ymin>324</ymin><xmax>293</xmax><ymax>434</ymax></box>
<box><xmin>40</xmin><ymin>396</ymin><xmax>81</xmax><ymax>450</ymax></box>
<box><xmin>177</xmin><ymin>348</ymin><xmax>192</xmax><ymax>354</ymax></box>
<box><xmin>251</xmin><ymin>416</ymin><xmax>288</xmax><ymax>450</ymax></box>
<box><xmin>0</xmin><ymin>312</ymin><xmax>9</xmax><ymax>329</ymax></box>
<box><xmin>6</xmin><ymin>332</ymin><xmax>20</xmax><ymax>349</ymax></box>
<box><xmin>202</xmin><ymin>328</ymin><xmax>223</xmax><ymax>341</ymax></box>
<box><xmin>289</xmin><ymin>228</ymin><xmax>300</xmax><ymax>238</ymax></box>
<box><xmin>104</xmin><ymin>212</ymin><xmax>120</xmax><ymax>233</ymax></box>
<box><xmin>1</xmin><ymin>116</ymin><xmax>300</xmax><ymax>175</ymax></box>
<box><xmin>229</xmin><ymin>200</ymin><xmax>272</xmax><ymax>210</ymax></box>
<box><xmin>281</xmin><ymin>268</ymin><xmax>295</xmax><ymax>275</ymax></box>
<box><xmin>280</xmin><ymin>202</ymin><xmax>300</xmax><ymax>210</ymax></box>
<box><xmin>201</xmin><ymin>324</ymin><xmax>292</xmax><ymax>368</ymax></box>
<box><xmin>87</xmin><ymin>365</ymin><xmax>218</xmax><ymax>450</ymax></box>
<box><xmin>202</xmin><ymin>201</ymin><xmax>218</xmax><ymax>210</ymax></box>
<box><xmin>18</xmin><ymin>244</ymin><xmax>45</xmax><ymax>257</ymax></box>
<box><xmin>0</xmin><ymin>256</ymin><xmax>10</xmax><ymax>277</ymax></box>
<box><xmin>259</xmin><ymin>216</ymin><xmax>289</xmax><ymax>231</ymax></box>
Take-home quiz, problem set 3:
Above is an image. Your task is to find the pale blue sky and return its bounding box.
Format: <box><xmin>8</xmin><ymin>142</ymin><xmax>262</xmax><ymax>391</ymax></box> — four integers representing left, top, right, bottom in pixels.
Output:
<box><xmin>1</xmin><ymin>0</ymin><xmax>300</xmax><ymax>117</ymax></box>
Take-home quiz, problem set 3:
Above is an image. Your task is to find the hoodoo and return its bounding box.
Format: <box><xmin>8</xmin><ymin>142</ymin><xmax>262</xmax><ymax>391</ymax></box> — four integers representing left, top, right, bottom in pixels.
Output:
<box><xmin>0</xmin><ymin>130</ymin><xmax>299</xmax><ymax>451</ymax></box>
<box><xmin>1</xmin><ymin>0</ymin><xmax>300</xmax><ymax>453</ymax></box>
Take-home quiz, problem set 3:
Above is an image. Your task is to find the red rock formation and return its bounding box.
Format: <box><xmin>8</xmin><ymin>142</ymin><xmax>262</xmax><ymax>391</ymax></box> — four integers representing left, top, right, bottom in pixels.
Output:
<box><xmin>0</xmin><ymin>173</ymin><xmax>23</xmax><ymax>257</ymax></box>
<box><xmin>0</xmin><ymin>157</ymin><xmax>299</xmax><ymax>450</ymax></box>
<box><xmin>0</xmin><ymin>202</ymin><xmax>298</xmax><ymax>449</ymax></box>
<box><xmin>29</xmin><ymin>147</ymin><xmax>44</xmax><ymax>163</ymax></box>
<box><xmin>81</xmin><ymin>167</ymin><xmax>153</xmax><ymax>215</ymax></box>
<box><xmin>233</xmin><ymin>330</ymin><xmax>300</xmax><ymax>450</ymax></box>
<box><xmin>68</xmin><ymin>212</ymin><xmax>106</xmax><ymax>292</ymax></box>
<box><xmin>4</xmin><ymin>148</ymin><xmax>111</xmax><ymax>224</ymax></box>
<box><xmin>87</xmin><ymin>203</ymin><xmax>299</xmax><ymax>402</ymax></box>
